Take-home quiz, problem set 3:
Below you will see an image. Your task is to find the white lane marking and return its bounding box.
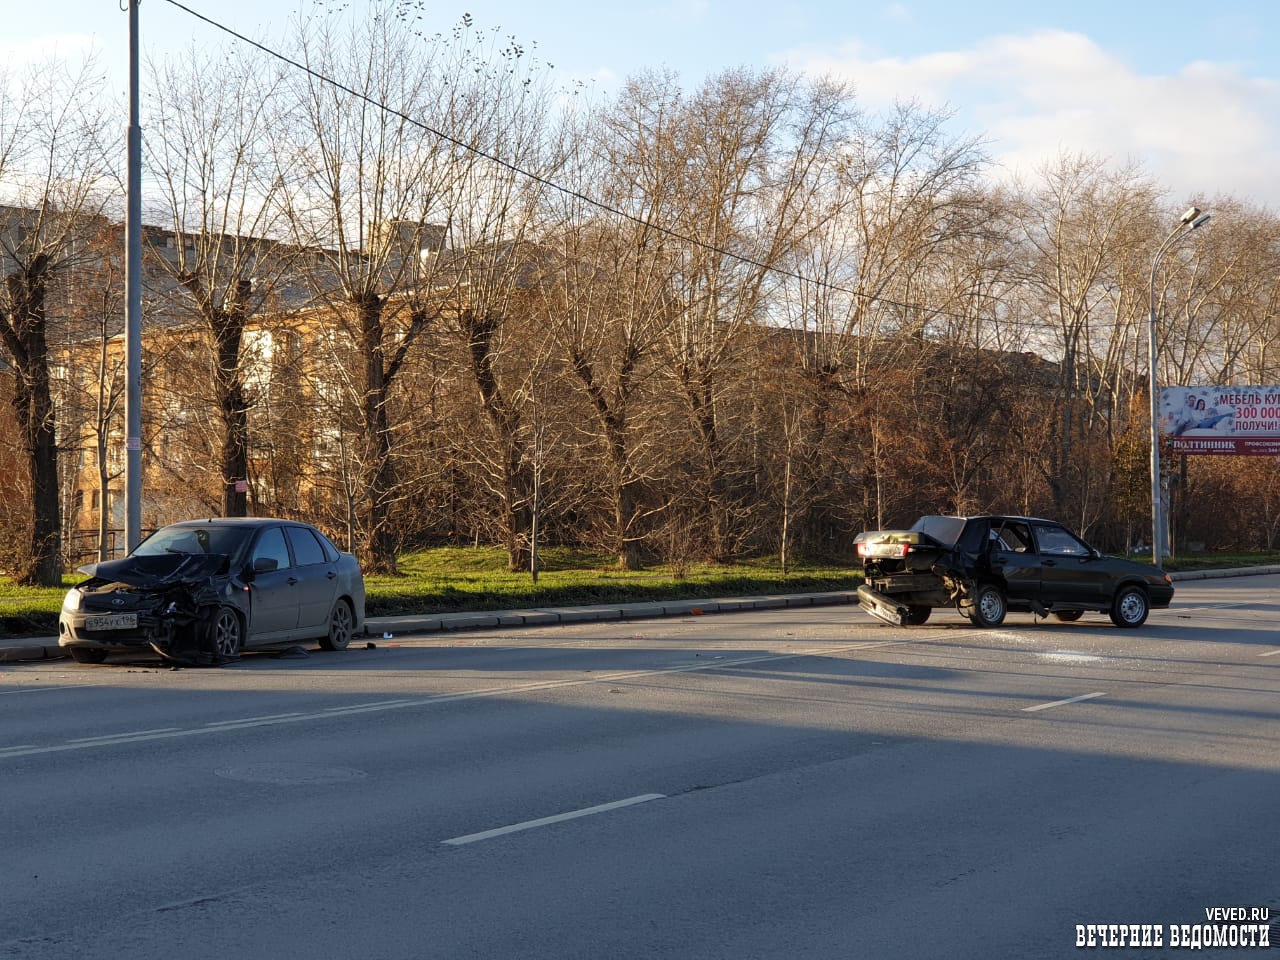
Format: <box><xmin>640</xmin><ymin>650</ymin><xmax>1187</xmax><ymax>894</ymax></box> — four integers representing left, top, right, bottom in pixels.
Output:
<box><xmin>324</xmin><ymin>699</ymin><xmax>418</xmax><ymax>711</ymax></box>
<box><xmin>1038</xmin><ymin>651</ymin><xmax>1106</xmax><ymax>663</ymax></box>
<box><xmin>1259</xmin><ymin>649</ymin><xmax>1280</xmax><ymax>657</ymax></box>
<box><xmin>0</xmin><ymin>745</ymin><xmax>38</xmax><ymax>755</ymax></box>
<box><xmin>1023</xmin><ymin>691</ymin><xmax>1107</xmax><ymax>713</ymax></box>
<box><xmin>442</xmin><ymin>793</ymin><xmax>666</xmax><ymax>846</ymax></box>
<box><xmin>0</xmin><ymin>640</ymin><xmax>905</xmax><ymax>761</ymax></box>
<box><xmin>204</xmin><ymin>713</ymin><xmax>305</xmax><ymax>727</ymax></box>
<box><xmin>67</xmin><ymin>727</ymin><xmax>182</xmax><ymax>743</ymax></box>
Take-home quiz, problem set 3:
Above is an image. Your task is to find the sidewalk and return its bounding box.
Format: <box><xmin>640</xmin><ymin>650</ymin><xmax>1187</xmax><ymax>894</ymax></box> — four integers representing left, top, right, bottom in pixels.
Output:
<box><xmin>4</xmin><ymin>565</ymin><xmax>1277</xmax><ymax>665</ymax></box>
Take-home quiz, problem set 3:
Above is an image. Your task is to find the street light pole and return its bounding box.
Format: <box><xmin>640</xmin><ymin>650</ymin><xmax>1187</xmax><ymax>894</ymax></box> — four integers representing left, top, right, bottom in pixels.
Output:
<box><xmin>1148</xmin><ymin>206</ymin><xmax>1211</xmax><ymax>563</ymax></box>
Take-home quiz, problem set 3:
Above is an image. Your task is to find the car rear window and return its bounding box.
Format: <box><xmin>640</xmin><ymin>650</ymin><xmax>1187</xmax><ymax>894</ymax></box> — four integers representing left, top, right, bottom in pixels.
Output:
<box><xmin>910</xmin><ymin>516</ymin><xmax>967</xmax><ymax>546</ymax></box>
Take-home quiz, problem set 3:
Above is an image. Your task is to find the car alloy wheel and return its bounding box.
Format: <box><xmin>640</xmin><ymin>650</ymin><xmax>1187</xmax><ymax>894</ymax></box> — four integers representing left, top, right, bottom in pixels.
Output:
<box><xmin>320</xmin><ymin>600</ymin><xmax>353</xmax><ymax>651</ymax></box>
<box><xmin>210</xmin><ymin>607</ymin><xmax>243</xmax><ymax>658</ymax></box>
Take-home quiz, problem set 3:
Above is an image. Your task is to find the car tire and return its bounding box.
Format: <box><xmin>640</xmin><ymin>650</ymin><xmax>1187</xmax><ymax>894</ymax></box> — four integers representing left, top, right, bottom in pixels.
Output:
<box><xmin>69</xmin><ymin>646</ymin><xmax>108</xmax><ymax>664</ymax></box>
<box><xmin>1053</xmin><ymin>610</ymin><xmax>1084</xmax><ymax>622</ymax></box>
<box><xmin>971</xmin><ymin>584</ymin><xmax>1007</xmax><ymax>628</ymax></box>
<box><xmin>209</xmin><ymin>607</ymin><xmax>243</xmax><ymax>659</ymax></box>
<box><xmin>905</xmin><ymin>605</ymin><xmax>932</xmax><ymax>626</ymax></box>
<box><xmin>320</xmin><ymin>599</ymin><xmax>354</xmax><ymax>651</ymax></box>
<box><xmin>1109</xmin><ymin>585</ymin><xmax>1149</xmax><ymax>628</ymax></box>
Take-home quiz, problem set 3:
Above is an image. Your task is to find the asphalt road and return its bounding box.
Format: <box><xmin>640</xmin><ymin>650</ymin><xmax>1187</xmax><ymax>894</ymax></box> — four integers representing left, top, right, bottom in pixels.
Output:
<box><xmin>2</xmin><ymin>575</ymin><xmax>1279</xmax><ymax>959</ymax></box>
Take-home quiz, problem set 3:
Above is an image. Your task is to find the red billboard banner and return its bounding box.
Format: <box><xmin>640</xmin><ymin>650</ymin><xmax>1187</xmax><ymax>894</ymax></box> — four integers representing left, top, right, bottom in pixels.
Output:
<box><xmin>1159</xmin><ymin>386</ymin><xmax>1280</xmax><ymax>455</ymax></box>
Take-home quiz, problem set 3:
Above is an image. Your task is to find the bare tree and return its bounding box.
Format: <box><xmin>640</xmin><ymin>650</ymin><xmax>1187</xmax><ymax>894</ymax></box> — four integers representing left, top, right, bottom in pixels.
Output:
<box><xmin>1010</xmin><ymin>153</ymin><xmax>1159</xmax><ymax>529</ymax></box>
<box><xmin>420</xmin><ymin>20</ymin><xmax>565</xmax><ymax>571</ymax></box>
<box><xmin>529</xmin><ymin>98</ymin><xmax>687</xmax><ymax>568</ymax></box>
<box><xmin>778</xmin><ymin>101</ymin><xmax>989</xmax><ymax>531</ymax></box>
<box><xmin>0</xmin><ymin>56</ymin><xmax>113</xmax><ymax>585</ymax></box>
<box><xmin>52</xmin><ymin>218</ymin><xmax>126</xmax><ymax>562</ymax></box>
<box><xmin>146</xmin><ymin>43</ymin><xmax>293</xmax><ymax>518</ymax></box>
<box><xmin>614</xmin><ymin>69</ymin><xmax>860</xmax><ymax>559</ymax></box>
<box><xmin>277</xmin><ymin>4</ymin><xmax>476</xmax><ymax>571</ymax></box>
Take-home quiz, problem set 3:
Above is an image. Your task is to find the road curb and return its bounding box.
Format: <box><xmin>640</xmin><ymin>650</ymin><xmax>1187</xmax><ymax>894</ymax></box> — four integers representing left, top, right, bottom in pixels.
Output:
<box><xmin>2</xmin><ymin>570</ymin><xmax>1274</xmax><ymax>659</ymax></box>
<box><xmin>0</xmin><ymin>641</ymin><xmax>68</xmax><ymax>663</ymax></box>
<box><xmin>1168</xmin><ymin>565</ymin><xmax>1280</xmax><ymax>581</ymax></box>
<box><xmin>2</xmin><ymin>592</ymin><xmax>862</xmax><ymax>658</ymax></box>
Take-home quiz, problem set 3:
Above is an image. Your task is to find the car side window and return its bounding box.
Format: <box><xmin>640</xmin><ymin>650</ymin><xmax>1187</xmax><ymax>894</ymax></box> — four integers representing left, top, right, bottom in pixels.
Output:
<box><xmin>990</xmin><ymin>521</ymin><xmax>1032</xmax><ymax>553</ymax></box>
<box><xmin>286</xmin><ymin>526</ymin><xmax>328</xmax><ymax>567</ymax></box>
<box><xmin>1035</xmin><ymin>526</ymin><xmax>1090</xmax><ymax>556</ymax></box>
<box><xmin>251</xmin><ymin>526</ymin><xmax>292</xmax><ymax>571</ymax></box>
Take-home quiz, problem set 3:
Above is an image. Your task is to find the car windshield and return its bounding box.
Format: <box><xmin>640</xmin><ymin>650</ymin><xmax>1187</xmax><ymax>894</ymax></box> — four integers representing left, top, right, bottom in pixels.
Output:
<box><xmin>132</xmin><ymin>525</ymin><xmax>252</xmax><ymax>560</ymax></box>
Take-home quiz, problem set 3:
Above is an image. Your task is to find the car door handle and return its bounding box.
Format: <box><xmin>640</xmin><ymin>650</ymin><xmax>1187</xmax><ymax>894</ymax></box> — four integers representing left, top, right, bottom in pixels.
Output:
<box><xmin>1042</xmin><ymin>559</ymin><xmax>1057</xmax><ymax>567</ymax></box>
<box><xmin>326</xmin><ymin>571</ymin><xmax>337</xmax><ymax>580</ymax></box>
<box><xmin>287</xmin><ymin>576</ymin><xmax>299</xmax><ymax>585</ymax></box>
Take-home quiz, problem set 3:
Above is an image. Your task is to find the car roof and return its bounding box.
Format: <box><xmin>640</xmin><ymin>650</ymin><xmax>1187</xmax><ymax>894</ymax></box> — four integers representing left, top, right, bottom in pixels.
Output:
<box><xmin>928</xmin><ymin>514</ymin><xmax>1064</xmax><ymax>526</ymax></box>
<box><xmin>163</xmin><ymin>518</ymin><xmax>311</xmax><ymax>528</ymax></box>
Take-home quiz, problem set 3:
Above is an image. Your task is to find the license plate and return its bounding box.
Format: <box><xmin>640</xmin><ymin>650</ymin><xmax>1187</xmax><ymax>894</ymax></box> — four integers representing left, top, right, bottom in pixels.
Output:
<box><xmin>85</xmin><ymin>613</ymin><xmax>138</xmax><ymax>631</ymax></box>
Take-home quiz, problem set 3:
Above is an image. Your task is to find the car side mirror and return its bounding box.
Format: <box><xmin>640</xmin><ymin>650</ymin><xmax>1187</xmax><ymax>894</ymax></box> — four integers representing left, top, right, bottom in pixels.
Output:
<box><xmin>1090</xmin><ymin>548</ymin><xmax>1102</xmax><ymax>560</ymax></box>
<box><xmin>252</xmin><ymin>557</ymin><xmax>279</xmax><ymax>574</ymax></box>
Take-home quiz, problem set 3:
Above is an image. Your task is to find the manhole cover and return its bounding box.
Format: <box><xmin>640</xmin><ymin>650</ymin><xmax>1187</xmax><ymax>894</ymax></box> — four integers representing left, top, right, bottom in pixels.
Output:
<box><xmin>215</xmin><ymin>761</ymin><xmax>366</xmax><ymax>785</ymax></box>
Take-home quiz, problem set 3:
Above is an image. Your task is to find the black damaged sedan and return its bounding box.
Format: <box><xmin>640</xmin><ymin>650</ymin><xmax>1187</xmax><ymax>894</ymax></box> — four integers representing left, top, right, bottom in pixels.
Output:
<box><xmin>59</xmin><ymin>518</ymin><xmax>366</xmax><ymax>664</ymax></box>
<box><xmin>854</xmin><ymin>515</ymin><xmax>1174</xmax><ymax>628</ymax></box>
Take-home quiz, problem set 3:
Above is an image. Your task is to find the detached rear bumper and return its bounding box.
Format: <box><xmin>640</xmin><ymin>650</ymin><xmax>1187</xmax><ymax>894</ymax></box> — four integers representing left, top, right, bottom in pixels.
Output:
<box><xmin>857</xmin><ymin>585</ymin><xmax>910</xmax><ymax>626</ymax></box>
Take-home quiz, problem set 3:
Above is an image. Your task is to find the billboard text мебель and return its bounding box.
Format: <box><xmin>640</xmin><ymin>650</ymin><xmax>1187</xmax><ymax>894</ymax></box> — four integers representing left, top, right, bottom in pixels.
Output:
<box><xmin>1159</xmin><ymin>386</ymin><xmax>1280</xmax><ymax>455</ymax></box>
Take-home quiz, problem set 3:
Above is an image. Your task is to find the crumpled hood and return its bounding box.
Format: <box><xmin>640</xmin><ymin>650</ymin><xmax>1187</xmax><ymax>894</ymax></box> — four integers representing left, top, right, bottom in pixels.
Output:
<box><xmin>79</xmin><ymin>553</ymin><xmax>230</xmax><ymax>587</ymax></box>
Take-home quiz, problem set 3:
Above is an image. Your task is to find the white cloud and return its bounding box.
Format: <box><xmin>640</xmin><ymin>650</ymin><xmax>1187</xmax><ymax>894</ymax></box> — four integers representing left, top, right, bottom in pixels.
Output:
<box><xmin>785</xmin><ymin>29</ymin><xmax>1280</xmax><ymax>210</ymax></box>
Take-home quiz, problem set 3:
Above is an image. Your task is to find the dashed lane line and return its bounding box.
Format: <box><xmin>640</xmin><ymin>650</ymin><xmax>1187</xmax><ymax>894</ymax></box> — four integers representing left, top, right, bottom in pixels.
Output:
<box><xmin>442</xmin><ymin>793</ymin><xmax>666</xmax><ymax>846</ymax></box>
<box><xmin>1023</xmin><ymin>691</ymin><xmax>1107</xmax><ymax>712</ymax></box>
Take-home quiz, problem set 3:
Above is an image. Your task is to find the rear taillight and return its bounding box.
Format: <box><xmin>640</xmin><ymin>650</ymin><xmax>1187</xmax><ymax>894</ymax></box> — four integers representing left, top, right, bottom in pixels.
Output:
<box><xmin>856</xmin><ymin>541</ymin><xmax>909</xmax><ymax>559</ymax></box>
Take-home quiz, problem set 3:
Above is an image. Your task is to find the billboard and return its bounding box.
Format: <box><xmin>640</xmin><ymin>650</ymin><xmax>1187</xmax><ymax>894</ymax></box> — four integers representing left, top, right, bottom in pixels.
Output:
<box><xmin>1159</xmin><ymin>386</ymin><xmax>1280</xmax><ymax>455</ymax></box>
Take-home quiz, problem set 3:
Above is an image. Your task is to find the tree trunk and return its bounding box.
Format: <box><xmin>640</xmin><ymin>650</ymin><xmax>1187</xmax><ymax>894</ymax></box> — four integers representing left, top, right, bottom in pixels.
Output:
<box><xmin>357</xmin><ymin>292</ymin><xmax>398</xmax><ymax>573</ymax></box>
<box><xmin>614</xmin><ymin>480</ymin><xmax>642</xmax><ymax>570</ymax></box>
<box><xmin>569</xmin><ymin>350</ymin><xmax>642</xmax><ymax>570</ymax></box>
<box><xmin>4</xmin><ymin>259</ymin><xmax>62</xmax><ymax>586</ymax></box>
<box><xmin>213</xmin><ymin>281</ymin><xmax>252</xmax><ymax>518</ymax></box>
<box><xmin>462</xmin><ymin>308</ymin><xmax>531</xmax><ymax>571</ymax></box>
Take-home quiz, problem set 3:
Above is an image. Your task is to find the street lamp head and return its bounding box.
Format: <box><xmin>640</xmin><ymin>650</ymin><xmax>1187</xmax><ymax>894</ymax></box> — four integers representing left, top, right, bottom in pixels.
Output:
<box><xmin>1180</xmin><ymin>206</ymin><xmax>1202</xmax><ymax>224</ymax></box>
<box><xmin>1190</xmin><ymin>212</ymin><xmax>1212</xmax><ymax>230</ymax></box>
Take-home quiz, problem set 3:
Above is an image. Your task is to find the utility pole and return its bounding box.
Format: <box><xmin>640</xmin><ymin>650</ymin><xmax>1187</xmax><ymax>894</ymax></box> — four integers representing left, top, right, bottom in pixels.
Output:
<box><xmin>124</xmin><ymin>0</ymin><xmax>143</xmax><ymax>553</ymax></box>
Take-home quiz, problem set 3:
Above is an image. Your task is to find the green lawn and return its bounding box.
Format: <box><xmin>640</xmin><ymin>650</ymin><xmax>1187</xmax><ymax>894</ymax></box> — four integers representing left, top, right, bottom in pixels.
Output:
<box><xmin>3</xmin><ymin>545</ymin><xmax>1277</xmax><ymax>640</ymax></box>
<box><xmin>365</xmin><ymin>547</ymin><xmax>862</xmax><ymax>616</ymax></box>
<box><xmin>0</xmin><ymin>548</ymin><xmax>862</xmax><ymax>639</ymax></box>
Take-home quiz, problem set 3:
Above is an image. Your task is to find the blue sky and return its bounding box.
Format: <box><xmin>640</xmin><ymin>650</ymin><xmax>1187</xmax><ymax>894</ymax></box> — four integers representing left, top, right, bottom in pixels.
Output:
<box><xmin>8</xmin><ymin>0</ymin><xmax>1280</xmax><ymax>208</ymax></box>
